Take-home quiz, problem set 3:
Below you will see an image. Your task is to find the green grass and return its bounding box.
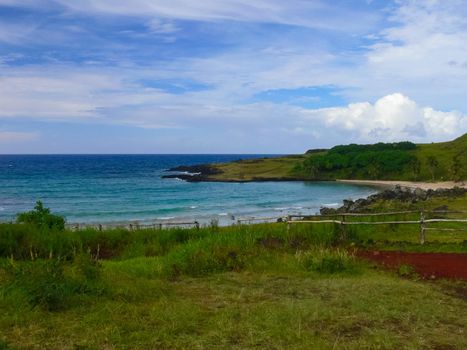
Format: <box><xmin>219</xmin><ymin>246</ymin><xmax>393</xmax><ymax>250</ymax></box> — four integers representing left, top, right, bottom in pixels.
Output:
<box><xmin>412</xmin><ymin>133</ymin><xmax>467</xmax><ymax>181</ymax></box>
<box><xmin>1</xmin><ymin>262</ymin><xmax>466</xmax><ymax>349</ymax></box>
<box><xmin>1</xmin><ymin>194</ymin><xmax>467</xmax><ymax>349</ymax></box>
<box><xmin>199</xmin><ymin>133</ymin><xmax>467</xmax><ymax>182</ymax></box>
<box><xmin>208</xmin><ymin>154</ymin><xmax>306</xmax><ymax>181</ymax></box>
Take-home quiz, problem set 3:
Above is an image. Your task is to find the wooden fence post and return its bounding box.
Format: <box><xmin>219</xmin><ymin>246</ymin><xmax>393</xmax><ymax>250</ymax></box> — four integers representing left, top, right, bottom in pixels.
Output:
<box><xmin>195</xmin><ymin>221</ymin><xmax>200</xmax><ymax>229</ymax></box>
<box><xmin>287</xmin><ymin>215</ymin><xmax>291</xmax><ymax>234</ymax></box>
<box><xmin>341</xmin><ymin>214</ymin><xmax>347</xmax><ymax>241</ymax></box>
<box><xmin>419</xmin><ymin>211</ymin><xmax>426</xmax><ymax>244</ymax></box>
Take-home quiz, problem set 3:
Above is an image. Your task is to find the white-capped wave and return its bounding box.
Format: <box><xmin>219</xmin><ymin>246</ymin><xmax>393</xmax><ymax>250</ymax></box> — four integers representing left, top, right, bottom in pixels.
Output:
<box><xmin>322</xmin><ymin>203</ymin><xmax>339</xmax><ymax>207</ymax></box>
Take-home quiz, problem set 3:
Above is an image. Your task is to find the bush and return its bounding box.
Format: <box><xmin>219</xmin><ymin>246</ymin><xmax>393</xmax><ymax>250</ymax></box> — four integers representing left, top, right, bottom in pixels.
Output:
<box><xmin>0</xmin><ymin>223</ymin><xmax>76</xmax><ymax>260</ymax></box>
<box><xmin>160</xmin><ymin>232</ymin><xmax>253</xmax><ymax>279</ymax></box>
<box><xmin>4</xmin><ymin>254</ymin><xmax>105</xmax><ymax>311</ymax></box>
<box><xmin>16</xmin><ymin>201</ymin><xmax>65</xmax><ymax>231</ymax></box>
<box><xmin>300</xmin><ymin>141</ymin><xmax>418</xmax><ymax>179</ymax></box>
<box><xmin>5</xmin><ymin>259</ymin><xmax>74</xmax><ymax>310</ymax></box>
<box><xmin>397</xmin><ymin>264</ymin><xmax>416</xmax><ymax>277</ymax></box>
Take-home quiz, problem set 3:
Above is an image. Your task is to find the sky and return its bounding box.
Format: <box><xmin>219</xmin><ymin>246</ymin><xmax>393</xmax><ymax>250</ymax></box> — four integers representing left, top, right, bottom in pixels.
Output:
<box><xmin>0</xmin><ymin>0</ymin><xmax>466</xmax><ymax>154</ymax></box>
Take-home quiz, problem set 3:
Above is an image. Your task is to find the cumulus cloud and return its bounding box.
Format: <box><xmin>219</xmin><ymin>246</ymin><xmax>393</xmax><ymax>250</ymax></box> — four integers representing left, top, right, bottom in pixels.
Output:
<box><xmin>305</xmin><ymin>93</ymin><xmax>465</xmax><ymax>142</ymax></box>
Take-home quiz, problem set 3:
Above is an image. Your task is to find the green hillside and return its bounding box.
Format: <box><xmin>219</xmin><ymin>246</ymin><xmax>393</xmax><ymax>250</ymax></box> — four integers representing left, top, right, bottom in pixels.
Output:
<box><xmin>295</xmin><ymin>133</ymin><xmax>467</xmax><ymax>181</ymax></box>
<box><xmin>190</xmin><ymin>133</ymin><xmax>467</xmax><ymax>182</ymax></box>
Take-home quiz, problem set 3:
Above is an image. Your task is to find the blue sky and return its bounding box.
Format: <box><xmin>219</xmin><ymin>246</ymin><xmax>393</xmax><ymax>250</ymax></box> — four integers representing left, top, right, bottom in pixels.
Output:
<box><xmin>0</xmin><ymin>0</ymin><xmax>466</xmax><ymax>153</ymax></box>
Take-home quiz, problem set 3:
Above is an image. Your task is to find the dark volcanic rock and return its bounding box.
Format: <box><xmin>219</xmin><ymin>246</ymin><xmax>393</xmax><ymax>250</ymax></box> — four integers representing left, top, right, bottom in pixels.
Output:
<box><xmin>320</xmin><ymin>186</ymin><xmax>466</xmax><ymax>214</ymax></box>
<box><xmin>166</xmin><ymin>164</ymin><xmax>222</xmax><ymax>175</ymax></box>
<box><xmin>162</xmin><ymin>164</ymin><xmax>223</xmax><ymax>182</ymax></box>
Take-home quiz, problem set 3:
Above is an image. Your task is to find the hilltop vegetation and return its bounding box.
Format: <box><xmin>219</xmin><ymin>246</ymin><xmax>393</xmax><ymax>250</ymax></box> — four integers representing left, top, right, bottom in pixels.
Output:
<box><xmin>295</xmin><ymin>141</ymin><xmax>419</xmax><ymax>180</ymax></box>
<box><xmin>297</xmin><ymin>133</ymin><xmax>467</xmax><ymax>181</ymax></box>
<box><xmin>180</xmin><ymin>133</ymin><xmax>467</xmax><ymax>182</ymax></box>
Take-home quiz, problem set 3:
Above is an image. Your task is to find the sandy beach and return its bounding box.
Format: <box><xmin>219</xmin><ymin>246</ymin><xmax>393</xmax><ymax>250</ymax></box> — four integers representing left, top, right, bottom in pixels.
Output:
<box><xmin>337</xmin><ymin>179</ymin><xmax>466</xmax><ymax>190</ymax></box>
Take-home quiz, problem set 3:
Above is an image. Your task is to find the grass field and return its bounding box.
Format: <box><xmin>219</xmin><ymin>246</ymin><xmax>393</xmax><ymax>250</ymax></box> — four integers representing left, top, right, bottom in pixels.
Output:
<box><xmin>2</xmin><ymin>265</ymin><xmax>466</xmax><ymax>349</ymax></box>
<box><xmin>1</xmin><ymin>193</ymin><xmax>467</xmax><ymax>349</ymax></box>
<box><xmin>197</xmin><ymin>133</ymin><xmax>467</xmax><ymax>182</ymax></box>
<box><xmin>0</xmin><ymin>199</ymin><xmax>467</xmax><ymax>349</ymax></box>
<box><xmin>208</xmin><ymin>154</ymin><xmax>306</xmax><ymax>181</ymax></box>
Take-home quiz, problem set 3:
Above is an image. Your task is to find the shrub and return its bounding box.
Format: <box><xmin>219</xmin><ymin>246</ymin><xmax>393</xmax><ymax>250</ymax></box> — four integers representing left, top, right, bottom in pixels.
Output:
<box><xmin>397</xmin><ymin>264</ymin><xmax>415</xmax><ymax>277</ymax></box>
<box><xmin>5</xmin><ymin>259</ymin><xmax>74</xmax><ymax>311</ymax></box>
<box><xmin>16</xmin><ymin>201</ymin><xmax>65</xmax><ymax>231</ymax></box>
<box><xmin>300</xmin><ymin>141</ymin><xmax>418</xmax><ymax>179</ymax></box>
<box><xmin>4</xmin><ymin>254</ymin><xmax>105</xmax><ymax>311</ymax></box>
<box><xmin>0</xmin><ymin>223</ymin><xmax>76</xmax><ymax>260</ymax></box>
<box><xmin>162</xmin><ymin>238</ymin><xmax>249</xmax><ymax>278</ymax></box>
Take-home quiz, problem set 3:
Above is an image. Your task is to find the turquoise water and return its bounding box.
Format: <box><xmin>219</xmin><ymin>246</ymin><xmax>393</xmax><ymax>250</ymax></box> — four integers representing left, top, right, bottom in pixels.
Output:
<box><xmin>0</xmin><ymin>155</ymin><xmax>377</xmax><ymax>225</ymax></box>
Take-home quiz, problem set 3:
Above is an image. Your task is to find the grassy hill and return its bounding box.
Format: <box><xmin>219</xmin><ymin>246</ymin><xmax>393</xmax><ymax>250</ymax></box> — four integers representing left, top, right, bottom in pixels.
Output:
<box><xmin>193</xmin><ymin>133</ymin><xmax>467</xmax><ymax>182</ymax></box>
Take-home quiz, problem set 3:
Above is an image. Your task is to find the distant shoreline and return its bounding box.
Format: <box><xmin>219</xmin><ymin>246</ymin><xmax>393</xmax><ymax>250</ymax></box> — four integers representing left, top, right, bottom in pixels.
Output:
<box><xmin>336</xmin><ymin>179</ymin><xmax>466</xmax><ymax>190</ymax></box>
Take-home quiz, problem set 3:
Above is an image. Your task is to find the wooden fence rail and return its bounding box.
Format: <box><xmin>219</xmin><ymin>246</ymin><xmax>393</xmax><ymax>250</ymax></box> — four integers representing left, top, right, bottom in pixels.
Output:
<box><xmin>63</xmin><ymin>210</ymin><xmax>467</xmax><ymax>244</ymax></box>
<box><xmin>288</xmin><ymin>210</ymin><xmax>467</xmax><ymax>219</ymax></box>
<box><xmin>66</xmin><ymin>221</ymin><xmax>200</xmax><ymax>231</ymax></box>
<box><xmin>287</xmin><ymin>212</ymin><xmax>467</xmax><ymax>244</ymax></box>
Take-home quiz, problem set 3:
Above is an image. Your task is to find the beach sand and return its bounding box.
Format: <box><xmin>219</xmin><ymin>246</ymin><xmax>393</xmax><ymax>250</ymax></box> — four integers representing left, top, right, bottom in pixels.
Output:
<box><xmin>337</xmin><ymin>179</ymin><xmax>466</xmax><ymax>190</ymax></box>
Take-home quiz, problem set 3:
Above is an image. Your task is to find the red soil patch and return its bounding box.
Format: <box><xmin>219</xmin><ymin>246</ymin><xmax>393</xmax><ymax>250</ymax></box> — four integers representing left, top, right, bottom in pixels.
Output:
<box><xmin>357</xmin><ymin>250</ymin><xmax>467</xmax><ymax>280</ymax></box>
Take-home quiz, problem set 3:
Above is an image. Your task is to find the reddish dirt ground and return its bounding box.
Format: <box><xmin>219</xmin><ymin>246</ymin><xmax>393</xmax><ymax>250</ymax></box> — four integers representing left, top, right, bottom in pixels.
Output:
<box><xmin>356</xmin><ymin>250</ymin><xmax>467</xmax><ymax>280</ymax></box>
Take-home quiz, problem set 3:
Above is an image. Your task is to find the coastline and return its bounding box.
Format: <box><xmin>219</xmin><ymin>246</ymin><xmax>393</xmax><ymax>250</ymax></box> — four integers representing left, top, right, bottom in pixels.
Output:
<box><xmin>336</xmin><ymin>179</ymin><xmax>466</xmax><ymax>190</ymax></box>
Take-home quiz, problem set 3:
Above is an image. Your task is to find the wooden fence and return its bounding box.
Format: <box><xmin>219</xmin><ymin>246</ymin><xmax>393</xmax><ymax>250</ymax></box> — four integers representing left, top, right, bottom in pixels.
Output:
<box><xmin>64</xmin><ymin>210</ymin><xmax>467</xmax><ymax>244</ymax></box>
<box><xmin>66</xmin><ymin>221</ymin><xmax>200</xmax><ymax>231</ymax></box>
<box><xmin>286</xmin><ymin>210</ymin><xmax>467</xmax><ymax>244</ymax></box>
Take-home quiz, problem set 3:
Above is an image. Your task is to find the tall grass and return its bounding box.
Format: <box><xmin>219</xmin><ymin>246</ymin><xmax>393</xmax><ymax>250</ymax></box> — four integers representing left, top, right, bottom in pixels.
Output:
<box><xmin>1</xmin><ymin>253</ymin><xmax>105</xmax><ymax>311</ymax></box>
<box><xmin>295</xmin><ymin>248</ymin><xmax>359</xmax><ymax>274</ymax></box>
<box><xmin>0</xmin><ymin>221</ymin><xmax>342</xmax><ymax>261</ymax></box>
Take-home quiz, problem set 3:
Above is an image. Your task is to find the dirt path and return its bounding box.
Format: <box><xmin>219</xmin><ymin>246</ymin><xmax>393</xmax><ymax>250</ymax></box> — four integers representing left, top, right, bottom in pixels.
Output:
<box><xmin>357</xmin><ymin>250</ymin><xmax>467</xmax><ymax>280</ymax></box>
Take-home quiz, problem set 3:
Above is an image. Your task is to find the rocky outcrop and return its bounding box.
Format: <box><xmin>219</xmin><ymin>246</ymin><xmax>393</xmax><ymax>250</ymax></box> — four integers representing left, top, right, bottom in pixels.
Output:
<box><xmin>320</xmin><ymin>186</ymin><xmax>467</xmax><ymax>214</ymax></box>
<box><xmin>162</xmin><ymin>164</ymin><xmax>223</xmax><ymax>181</ymax></box>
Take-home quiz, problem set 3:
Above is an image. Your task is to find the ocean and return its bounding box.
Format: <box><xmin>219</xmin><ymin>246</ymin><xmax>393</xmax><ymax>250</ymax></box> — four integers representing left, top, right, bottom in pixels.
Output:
<box><xmin>0</xmin><ymin>155</ymin><xmax>377</xmax><ymax>225</ymax></box>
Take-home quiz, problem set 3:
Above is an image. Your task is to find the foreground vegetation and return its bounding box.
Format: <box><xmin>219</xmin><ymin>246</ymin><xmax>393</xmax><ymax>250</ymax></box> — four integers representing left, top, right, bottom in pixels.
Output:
<box><xmin>1</xmin><ymin>196</ymin><xmax>466</xmax><ymax>349</ymax></box>
<box><xmin>190</xmin><ymin>133</ymin><xmax>467</xmax><ymax>182</ymax></box>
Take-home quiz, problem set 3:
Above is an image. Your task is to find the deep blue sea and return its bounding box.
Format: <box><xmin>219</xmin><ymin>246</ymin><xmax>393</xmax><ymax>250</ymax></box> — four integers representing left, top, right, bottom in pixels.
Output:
<box><xmin>0</xmin><ymin>155</ymin><xmax>377</xmax><ymax>225</ymax></box>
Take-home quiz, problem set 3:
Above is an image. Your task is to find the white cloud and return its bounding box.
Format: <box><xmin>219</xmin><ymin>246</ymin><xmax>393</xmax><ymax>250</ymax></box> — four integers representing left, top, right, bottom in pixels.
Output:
<box><xmin>305</xmin><ymin>93</ymin><xmax>465</xmax><ymax>142</ymax></box>
<box><xmin>146</xmin><ymin>19</ymin><xmax>180</xmax><ymax>34</ymax></box>
<box><xmin>0</xmin><ymin>21</ymin><xmax>38</xmax><ymax>44</ymax></box>
<box><xmin>0</xmin><ymin>73</ymin><xmax>118</xmax><ymax>119</ymax></box>
<box><xmin>341</xmin><ymin>0</ymin><xmax>467</xmax><ymax>110</ymax></box>
<box><xmin>49</xmin><ymin>0</ymin><xmax>378</xmax><ymax>33</ymax></box>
